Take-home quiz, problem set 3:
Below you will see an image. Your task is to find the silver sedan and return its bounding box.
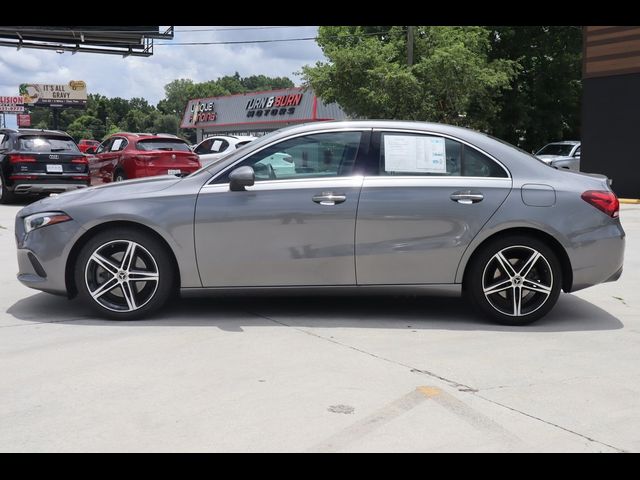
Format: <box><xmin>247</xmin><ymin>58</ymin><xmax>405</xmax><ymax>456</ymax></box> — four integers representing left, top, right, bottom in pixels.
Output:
<box><xmin>14</xmin><ymin>121</ymin><xmax>625</xmax><ymax>325</ymax></box>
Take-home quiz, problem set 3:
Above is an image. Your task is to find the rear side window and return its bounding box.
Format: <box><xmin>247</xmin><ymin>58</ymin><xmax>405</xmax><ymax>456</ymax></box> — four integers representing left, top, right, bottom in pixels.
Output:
<box><xmin>235</xmin><ymin>140</ymin><xmax>253</xmax><ymax>149</ymax></box>
<box><xmin>137</xmin><ymin>139</ymin><xmax>191</xmax><ymax>152</ymax></box>
<box><xmin>19</xmin><ymin>136</ymin><xmax>79</xmax><ymax>153</ymax></box>
<box><xmin>380</xmin><ymin>132</ymin><xmax>507</xmax><ymax>178</ymax></box>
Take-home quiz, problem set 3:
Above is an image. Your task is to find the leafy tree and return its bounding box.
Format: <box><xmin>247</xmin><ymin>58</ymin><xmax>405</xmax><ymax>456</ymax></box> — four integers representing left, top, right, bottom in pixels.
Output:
<box><xmin>302</xmin><ymin>26</ymin><xmax>518</xmax><ymax>130</ymax></box>
<box><xmin>487</xmin><ymin>26</ymin><xmax>583</xmax><ymax>151</ymax></box>
<box><xmin>66</xmin><ymin>115</ymin><xmax>105</xmax><ymax>141</ymax></box>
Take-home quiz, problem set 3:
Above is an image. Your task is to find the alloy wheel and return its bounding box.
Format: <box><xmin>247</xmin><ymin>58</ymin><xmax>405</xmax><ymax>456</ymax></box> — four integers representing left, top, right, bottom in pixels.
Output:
<box><xmin>84</xmin><ymin>240</ymin><xmax>159</xmax><ymax>312</ymax></box>
<box><xmin>482</xmin><ymin>245</ymin><xmax>553</xmax><ymax>317</ymax></box>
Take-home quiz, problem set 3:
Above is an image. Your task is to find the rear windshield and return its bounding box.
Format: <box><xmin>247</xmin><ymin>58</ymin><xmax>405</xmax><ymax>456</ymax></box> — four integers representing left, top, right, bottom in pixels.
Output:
<box><xmin>536</xmin><ymin>144</ymin><xmax>574</xmax><ymax>156</ymax></box>
<box><xmin>19</xmin><ymin>136</ymin><xmax>79</xmax><ymax>152</ymax></box>
<box><xmin>137</xmin><ymin>139</ymin><xmax>191</xmax><ymax>152</ymax></box>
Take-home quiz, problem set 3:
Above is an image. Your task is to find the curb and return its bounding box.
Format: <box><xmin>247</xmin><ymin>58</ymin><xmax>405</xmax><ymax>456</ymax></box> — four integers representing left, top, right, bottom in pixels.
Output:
<box><xmin>620</xmin><ymin>198</ymin><xmax>640</xmax><ymax>204</ymax></box>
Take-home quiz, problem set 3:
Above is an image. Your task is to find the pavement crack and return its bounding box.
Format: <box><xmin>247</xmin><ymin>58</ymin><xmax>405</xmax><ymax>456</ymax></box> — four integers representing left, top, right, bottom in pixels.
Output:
<box><xmin>475</xmin><ymin>393</ymin><xmax>627</xmax><ymax>453</ymax></box>
<box><xmin>245</xmin><ymin>310</ymin><xmax>476</xmax><ymax>392</ymax></box>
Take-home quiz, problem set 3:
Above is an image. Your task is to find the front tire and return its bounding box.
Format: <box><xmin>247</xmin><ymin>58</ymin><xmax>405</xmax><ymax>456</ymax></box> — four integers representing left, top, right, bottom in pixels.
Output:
<box><xmin>465</xmin><ymin>235</ymin><xmax>562</xmax><ymax>326</ymax></box>
<box><xmin>113</xmin><ymin>170</ymin><xmax>127</xmax><ymax>182</ymax></box>
<box><xmin>74</xmin><ymin>228</ymin><xmax>175</xmax><ymax>320</ymax></box>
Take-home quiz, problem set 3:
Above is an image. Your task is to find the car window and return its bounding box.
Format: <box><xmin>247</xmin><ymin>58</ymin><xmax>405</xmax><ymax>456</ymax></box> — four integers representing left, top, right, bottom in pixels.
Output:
<box><xmin>18</xmin><ymin>135</ymin><xmax>79</xmax><ymax>153</ymax></box>
<box><xmin>194</xmin><ymin>139</ymin><xmax>213</xmax><ymax>155</ymax></box>
<box><xmin>379</xmin><ymin>132</ymin><xmax>507</xmax><ymax>178</ymax></box>
<box><xmin>573</xmin><ymin>146</ymin><xmax>581</xmax><ymax>157</ymax></box>
<box><xmin>110</xmin><ymin>137</ymin><xmax>128</xmax><ymax>152</ymax></box>
<box><xmin>536</xmin><ymin>144</ymin><xmax>574</xmax><ymax>156</ymax></box>
<box><xmin>97</xmin><ymin>138</ymin><xmax>114</xmax><ymax>154</ymax></box>
<box><xmin>215</xmin><ymin>131</ymin><xmax>362</xmax><ymax>183</ymax></box>
<box><xmin>235</xmin><ymin>140</ymin><xmax>253</xmax><ymax>149</ymax></box>
<box><xmin>0</xmin><ymin>133</ymin><xmax>8</xmax><ymax>149</ymax></box>
<box><xmin>136</xmin><ymin>139</ymin><xmax>191</xmax><ymax>152</ymax></box>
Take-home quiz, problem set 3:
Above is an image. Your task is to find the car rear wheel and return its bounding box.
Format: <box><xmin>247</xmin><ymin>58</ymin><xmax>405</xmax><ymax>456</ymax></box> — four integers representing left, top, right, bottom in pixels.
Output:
<box><xmin>74</xmin><ymin>228</ymin><xmax>175</xmax><ymax>320</ymax></box>
<box><xmin>0</xmin><ymin>174</ymin><xmax>15</xmax><ymax>204</ymax></box>
<box><xmin>465</xmin><ymin>235</ymin><xmax>562</xmax><ymax>325</ymax></box>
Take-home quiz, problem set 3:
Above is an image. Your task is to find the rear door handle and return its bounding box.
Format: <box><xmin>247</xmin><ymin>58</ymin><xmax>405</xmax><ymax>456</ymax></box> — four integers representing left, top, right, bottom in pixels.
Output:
<box><xmin>450</xmin><ymin>190</ymin><xmax>484</xmax><ymax>204</ymax></box>
<box><xmin>312</xmin><ymin>192</ymin><xmax>347</xmax><ymax>206</ymax></box>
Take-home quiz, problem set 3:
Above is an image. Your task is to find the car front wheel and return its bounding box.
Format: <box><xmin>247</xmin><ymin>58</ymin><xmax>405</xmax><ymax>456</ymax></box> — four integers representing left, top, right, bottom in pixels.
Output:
<box><xmin>465</xmin><ymin>235</ymin><xmax>562</xmax><ymax>325</ymax></box>
<box><xmin>74</xmin><ymin>228</ymin><xmax>175</xmax><ymax>319</ymax></box>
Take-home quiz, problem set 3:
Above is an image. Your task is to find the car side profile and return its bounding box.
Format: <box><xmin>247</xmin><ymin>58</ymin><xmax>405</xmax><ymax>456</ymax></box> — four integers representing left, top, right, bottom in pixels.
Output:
<box><xmin>87</xmin><ymin>132</ymin><xmax>201</xmax><ymax>184</ymax></box>
<box><xmin>77</xmin><ymin>139</ymin><xmax>101</xmax><ymax>153</ymax></box>
<box><xmin>192</xmin><ymin>135</ymin><xmax>256</xmax><ymax>167</ymax></box>
<box><xmin>535</xmin><ymin>141</ymin><xmax>581</xmax><ymax>171</ymax></box>
<box><xmin>15</xmin><ymin>121</ymin><xmax>624</xmax><ymax>325</ymax></box>
<box><xmin>1</xmin><ymin>128</ymin><xmax>90</xmax><ymax>204</ymax></box>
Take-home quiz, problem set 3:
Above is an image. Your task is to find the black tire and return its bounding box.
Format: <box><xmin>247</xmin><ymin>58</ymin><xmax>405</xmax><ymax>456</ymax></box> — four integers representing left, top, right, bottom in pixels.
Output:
<box><xmin>464</xmin><ymin>235</ymin><xmax>562</xmax><ymax>326</ymax></box>
<box><xmin>74</xmin><ymin>227</ymin><xmax>176</xmax><ymax>320</ymax></box>
<box><xmin>0</xmin><ymin>174</ymin><xmax>16</xmax><ymax>204</ymax></box>
<box><xmin>113</xmin><ymin>170</ymin><xmax>127</xmax><ymax>182</ymax></box>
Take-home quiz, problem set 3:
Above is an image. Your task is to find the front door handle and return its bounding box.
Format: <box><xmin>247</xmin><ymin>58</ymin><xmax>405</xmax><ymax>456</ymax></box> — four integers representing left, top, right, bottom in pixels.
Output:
<box><xmin>450</xmin><ymin>190</ymin><xmax>484</xmax><ymax>204</ymax></box>
<box><xmin>312</xmin><ymin>192</ymin><xmax>347</xmax><ymax>206</ymax></box>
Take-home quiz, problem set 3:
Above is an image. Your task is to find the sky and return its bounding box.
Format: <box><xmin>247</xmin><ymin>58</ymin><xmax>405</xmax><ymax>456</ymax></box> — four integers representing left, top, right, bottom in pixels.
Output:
<box><xmin>0</xmin><ymin>26</ymin><xmax>326</xmax><ymax>128</ymax></box>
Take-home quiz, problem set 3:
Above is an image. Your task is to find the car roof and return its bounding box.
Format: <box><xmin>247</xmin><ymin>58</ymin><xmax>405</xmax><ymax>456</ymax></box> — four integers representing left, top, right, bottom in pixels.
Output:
<box><xmin>5</xmin><ymin>128</ymin><xmax>72</xmax><ymax>137</ymax></box>
<box><xmin>110</xmin><ymin>132</ymin><xmax>185</xmax><ymax>140</ymax></box>
<box><xmin>200</xmin><ymin>135</ymin><xmax>256</xmax><ymax>142</ymax></box>
<box><xmin>543</xmin><ymin>141</ymin><xmax>580</xmax><ymax>145</ymax></box>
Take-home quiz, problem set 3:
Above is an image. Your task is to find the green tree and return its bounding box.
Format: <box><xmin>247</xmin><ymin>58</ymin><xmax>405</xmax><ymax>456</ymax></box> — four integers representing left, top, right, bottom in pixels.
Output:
<box><xmin>66</xmin><ymin>115</ymin><xmax>105</xmax><ymax>141</ymax></box>
<box><xmin>302</xmin><ymin>26</ymin><xmax>518</xmax><ymax>130</ymax></box>
<box><xmin>153</xmin><ymin>114</ymin><xmax>179</xmax><ymax>135</ymax></box>
<box><xmin>487</xmin><ymin>26</ymin><xmax>583</xmax><ymax>152</ymax></box>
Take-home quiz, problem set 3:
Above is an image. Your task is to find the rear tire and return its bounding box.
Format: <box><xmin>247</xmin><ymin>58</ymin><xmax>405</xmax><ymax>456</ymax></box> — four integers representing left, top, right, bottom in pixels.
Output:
<box><xmin>74</xmin><ymin>228</ymin><xmax>175</xmax><ymax>320</ymax></box>
<box><xmin>0</xmin><ymin>174</ymin><xmax>15</xmax><ymax>204</ymax></box>
<box><xmin>464</xmin><ymin>235</ymin><xmax>562</xmax><ymax>326</ymax></box>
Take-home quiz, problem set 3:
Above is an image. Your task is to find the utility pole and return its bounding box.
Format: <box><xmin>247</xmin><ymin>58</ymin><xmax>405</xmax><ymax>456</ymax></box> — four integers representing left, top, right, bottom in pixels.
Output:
<box><xmin>407</xmin><ymin>26</ymin><xmax>414</xmax><ymax>66</ymax></box>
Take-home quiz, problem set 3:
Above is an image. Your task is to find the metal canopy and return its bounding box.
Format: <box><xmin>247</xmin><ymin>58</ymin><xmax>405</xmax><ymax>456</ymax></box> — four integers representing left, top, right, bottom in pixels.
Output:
<box><xmin>0</xmin><ymin>26</ymin><xmax>174</xmax><ymax>57</ymax></box>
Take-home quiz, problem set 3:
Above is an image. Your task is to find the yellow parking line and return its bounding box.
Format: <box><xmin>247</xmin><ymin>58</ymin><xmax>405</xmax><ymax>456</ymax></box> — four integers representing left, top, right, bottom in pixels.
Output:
<box><xmin>619</xmin><ymin>198</ymin><xmax>640</xmax><ymax>204</ymax></box>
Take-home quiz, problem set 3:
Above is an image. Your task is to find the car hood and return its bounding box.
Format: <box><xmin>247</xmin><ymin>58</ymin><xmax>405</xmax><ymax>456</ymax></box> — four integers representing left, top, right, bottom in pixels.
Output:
<box><xmin>537</xmin><ymin>154</ymin><xmax>572</xmax><ymax>162</ymax></box>
<box><xmin>18</xmin><ymin>175</ymin><xmax>182</xmax><ymax>216</ymax></box>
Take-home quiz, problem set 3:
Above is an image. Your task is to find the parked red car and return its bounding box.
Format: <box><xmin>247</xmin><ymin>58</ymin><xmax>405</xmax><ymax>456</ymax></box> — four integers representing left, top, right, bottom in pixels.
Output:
<box><xmin>87</xmin><ymin>133</ymin><xmax>201</xmax><ymax>184</ymax></box>
<box><xmin>77</xmin><ymin>139</ymin><xmax>101</xmax><ymax>153</ymax></box>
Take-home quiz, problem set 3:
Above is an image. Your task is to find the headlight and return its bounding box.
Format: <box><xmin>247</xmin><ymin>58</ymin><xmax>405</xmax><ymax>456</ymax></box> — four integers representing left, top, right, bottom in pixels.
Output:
<box><xmin>23</xmin><ymin>212</ymin><xmax>72</xmax><ymax>234</ymax></box>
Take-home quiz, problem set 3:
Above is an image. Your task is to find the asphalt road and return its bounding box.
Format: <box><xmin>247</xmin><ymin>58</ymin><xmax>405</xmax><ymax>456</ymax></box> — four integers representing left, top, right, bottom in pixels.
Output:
<box><xmin>1</xmin><ymin>199</ymin><xmax>639</xmax><ymax>452</ymax></box>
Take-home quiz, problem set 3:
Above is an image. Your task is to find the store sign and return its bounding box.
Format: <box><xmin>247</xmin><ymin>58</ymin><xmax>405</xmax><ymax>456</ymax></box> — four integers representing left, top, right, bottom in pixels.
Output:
<box><xmin>245</xmin><ymin>93</ymin><xmax>303</xmax><ymax>119</ymax></box>
<box><xmin>19</xmin><ymin>80</ymin><xmax>87</xmax><ymax>106</ymax></box>
<box><xmin>187</xmin><ymin>100</ymin><xmax>217</xmax><ymax>126</ymax></box>
<box><xmin>0</xmin><ymin>95</ymin><xmax>26</xmax><ymax>113</ymax></box>
<box><xmin>17</xmin><ymin>114</ymin><xmax>31</xmax><ymax>127</ymax></box>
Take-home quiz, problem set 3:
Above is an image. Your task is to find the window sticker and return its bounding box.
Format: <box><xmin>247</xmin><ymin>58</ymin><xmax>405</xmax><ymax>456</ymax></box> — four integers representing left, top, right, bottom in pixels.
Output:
<box><xmin>384</xmin><ymin>135</ymin><xmax>446</xmax><ymax>173</ymax></box>
<box><xmin>111</xmin><ymin>138</ymin><xmax>123</xmax><ymax>151</ymax></box>
<box><xmin>211</xmin><ymin>140</ymin><xmax>222</xmax><ymax>152</ymax></box>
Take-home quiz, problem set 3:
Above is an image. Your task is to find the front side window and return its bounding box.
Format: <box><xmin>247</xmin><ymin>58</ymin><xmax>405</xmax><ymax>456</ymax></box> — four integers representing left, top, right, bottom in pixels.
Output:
<box><xmin>573</xmin><ymin>146</ymin><xmax>581</xmax><ymax>157</ymax></box>
<box><xmin>210</xmin><ymin>139</ymin><xmax>229</xmax><ymax>153</ymax></box>
<box><xmin>380</xmin><ymin>132</ymin><xmax>506</xmax><ymax>178</ymax></box>
<box><xmin>18</xmin><ymin>135</ymin><xmax>79</xmax><ymax>153</ymax></box>
<box><xmin>110</xmin><ymin>137</ymin><xmax>128</xmax><ymax>152</ymax></box>
<box><xmin>194</xmin><ymin>139</ymin><xmax>213</xmax><ymax>154</ymax></box>
<box><xmin>216</xmin><ymin>131</ymin><xmax>362</xmax><ymax>183</ymax></box>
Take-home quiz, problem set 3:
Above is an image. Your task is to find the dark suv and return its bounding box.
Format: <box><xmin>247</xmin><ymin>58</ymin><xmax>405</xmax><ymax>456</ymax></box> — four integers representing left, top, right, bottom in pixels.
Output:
<box><xmin>0</xmin><ymin>128</ymin><xmax>90</xmax><ymax>204</ymax></box>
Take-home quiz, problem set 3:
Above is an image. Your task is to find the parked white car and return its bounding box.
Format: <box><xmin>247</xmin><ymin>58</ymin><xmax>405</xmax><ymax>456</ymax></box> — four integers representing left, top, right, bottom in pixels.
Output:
<box><xmin>193</xmin><ymin>135</ymin><xmax>256</xmax><ymax>167</ymax></box>
<box><xmin>535</xmin><ymin>141</ymin><xmax>581</xmax><ymax>171</ymax></box>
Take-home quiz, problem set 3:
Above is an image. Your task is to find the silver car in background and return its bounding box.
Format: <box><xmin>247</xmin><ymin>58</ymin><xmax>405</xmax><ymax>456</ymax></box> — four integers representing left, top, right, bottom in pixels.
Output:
<box><xmin>536</xmin><ymin>141</ymin><xmax>581</xmax><ymax>171</ymax></box>
<box><xmin>15</xmin><ymin>121</ymin><xmax>624</xmax><ymax>325</ymax></box>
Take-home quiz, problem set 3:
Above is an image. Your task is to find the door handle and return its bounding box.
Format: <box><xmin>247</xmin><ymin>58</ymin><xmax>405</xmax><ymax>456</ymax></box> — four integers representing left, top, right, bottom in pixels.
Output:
<box><xmin>312</xmin><ymin>192</ymin><xmax>347</xmax><ymax>206</ymax></box>
<box><xmin>450</xmin><ymin>190</ymin><xmax>484</xmax><ymax>204</ymax></box>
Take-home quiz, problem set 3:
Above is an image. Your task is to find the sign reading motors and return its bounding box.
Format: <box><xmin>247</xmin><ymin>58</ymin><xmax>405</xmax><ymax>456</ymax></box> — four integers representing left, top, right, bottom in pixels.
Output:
<box><xmin>245</xmin><ymin>93</ymin><xmax>303</xmax><ymax>118</ymax></box>
<box><xmin>0</xmin><ymin>96</ymin><xmax>26</xmax><ymax>113</ymax></box>
<box><xmin>19</xmin><ymin>80</ymin><xmax>87</xmax><ymax>107</ymax></box>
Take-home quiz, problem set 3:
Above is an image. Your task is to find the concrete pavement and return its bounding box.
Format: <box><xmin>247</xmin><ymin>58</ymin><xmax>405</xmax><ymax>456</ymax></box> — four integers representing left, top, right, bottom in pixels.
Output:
<box><xmin>1</xmin><ymin>200</ymin><xmax>639</xmax><ymax>452</ymax></box>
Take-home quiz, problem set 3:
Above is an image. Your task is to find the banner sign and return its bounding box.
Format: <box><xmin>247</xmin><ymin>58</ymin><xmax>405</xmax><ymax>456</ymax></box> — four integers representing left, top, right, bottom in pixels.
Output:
<box><xmin>17</xmin><ymin>114</ymin><xmax>31</xmax><ymax>127</ymax></box>
<box><xmin>0</xmin><ymin>95</ymin><xmax>26</xmax><ymax>113</ymax></box>
<box><xmin>19</xmin><ymin>80</ymin><xmax>87</xmax><ymax>106</ymax></box>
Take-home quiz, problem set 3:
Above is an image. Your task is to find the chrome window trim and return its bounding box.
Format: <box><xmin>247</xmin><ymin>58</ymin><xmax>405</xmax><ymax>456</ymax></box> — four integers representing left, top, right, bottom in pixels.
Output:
<box><xmin>375</xmin><ymin>128</ymin><xmax>512</xmax><ymax>179</ymax></box>
<box><xmin>206</xmin><ymin>128</ymin><xmax>371</xmax><ymax>186</ymax></box>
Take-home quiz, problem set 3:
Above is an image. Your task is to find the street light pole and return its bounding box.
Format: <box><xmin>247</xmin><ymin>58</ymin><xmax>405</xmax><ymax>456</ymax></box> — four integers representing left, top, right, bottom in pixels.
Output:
<box><xmin>407</xmin><ymin>26</ymin><xmax>414</xmax><ymax>66</ymax></box>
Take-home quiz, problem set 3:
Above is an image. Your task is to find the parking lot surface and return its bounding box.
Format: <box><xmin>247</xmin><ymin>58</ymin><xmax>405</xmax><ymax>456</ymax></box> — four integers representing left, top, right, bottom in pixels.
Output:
<box><xmin>1</xmin><ymin>200</ymin><xmax>639</xmax><ymax>452</ymax></box>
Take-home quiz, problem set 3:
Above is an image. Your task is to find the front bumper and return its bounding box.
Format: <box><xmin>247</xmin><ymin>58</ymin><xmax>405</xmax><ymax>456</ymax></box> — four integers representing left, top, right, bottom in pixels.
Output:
<box><xmin>15</xmin><ymin>217</ymin><xmax>85</xmax><ymax>296</ymax></box>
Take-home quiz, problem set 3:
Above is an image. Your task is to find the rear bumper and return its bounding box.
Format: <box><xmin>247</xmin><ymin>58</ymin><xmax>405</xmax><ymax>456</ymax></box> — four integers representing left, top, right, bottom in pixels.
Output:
<box><xmin>12</xmin><ymin>183</ymin><xmax>89</xmax><ymax>194</ymax></box>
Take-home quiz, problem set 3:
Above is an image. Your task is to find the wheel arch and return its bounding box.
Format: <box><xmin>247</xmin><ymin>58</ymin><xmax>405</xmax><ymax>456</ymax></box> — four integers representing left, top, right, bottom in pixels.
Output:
<box><xmin>460</xmin><ymin>227</ymin><xmax>573</xmax><ymax>293</ymax></box>
<box><xmin>65</xmin><ymin>220</ymin><xmax>181</xmax><ymax>298</ymax></box>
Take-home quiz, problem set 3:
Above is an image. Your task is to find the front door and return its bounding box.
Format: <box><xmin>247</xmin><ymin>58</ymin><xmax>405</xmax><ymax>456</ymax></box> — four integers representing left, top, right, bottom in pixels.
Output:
<box><xmin>356</xmin><ymin>131</ymin><xmax>513</xmax><ymax>285</ymax></box>
<box><xmin>194</xmin><ymin>130</ymin><xmax>369</xmax><ymax>287</ymax></box>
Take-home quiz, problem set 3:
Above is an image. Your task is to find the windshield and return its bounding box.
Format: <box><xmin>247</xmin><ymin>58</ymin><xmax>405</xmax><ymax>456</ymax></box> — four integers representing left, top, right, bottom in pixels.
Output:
<box><xmin>536</xmin><ymin>144</ymin><xmax>574</xmax><ymax>156</ymax></box>
<box><xmin>19</xmin><ymin>136</ymin><xmax>79</xmax><ymax>152</ymax></box>
<box><xmin>137</xmin><ymin>139</ymin><xmax>191</xmax><ymax>152</ymax></box>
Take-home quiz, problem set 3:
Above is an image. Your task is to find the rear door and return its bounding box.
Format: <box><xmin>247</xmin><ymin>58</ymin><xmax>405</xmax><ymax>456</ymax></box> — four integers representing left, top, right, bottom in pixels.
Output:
<box><xmin>355</xmin><ymin>130</ymin><xmax>512</xmax><ymax>285</ymax></box>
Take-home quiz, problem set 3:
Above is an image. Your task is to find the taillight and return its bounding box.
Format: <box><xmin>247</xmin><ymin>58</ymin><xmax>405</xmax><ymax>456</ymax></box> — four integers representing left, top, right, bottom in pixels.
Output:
<box><xmin>581</xmin><ymin>190</ymin><xmax>619</xmax><ymax>218</ymax></box>
<box><xmin>71</xmin><ymin>157</ymin><xmax>88</xmax><ymax>164</ymax></box>
<box><xmin>8</xmin><ymin>155</ymin><xmax>36</xmax><ymax>163</ymax></box>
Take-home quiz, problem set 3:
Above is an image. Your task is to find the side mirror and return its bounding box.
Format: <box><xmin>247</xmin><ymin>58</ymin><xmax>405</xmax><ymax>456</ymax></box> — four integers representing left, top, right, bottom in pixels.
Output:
<box><xmin>86</xmin><ymin>147</ymin><xmax>96</xmax><ymax>154</ymax></box>
<box><xmin>229</xmin><ymin>166</ymin><xmax>255</xmax><ymax>191</ymax></box>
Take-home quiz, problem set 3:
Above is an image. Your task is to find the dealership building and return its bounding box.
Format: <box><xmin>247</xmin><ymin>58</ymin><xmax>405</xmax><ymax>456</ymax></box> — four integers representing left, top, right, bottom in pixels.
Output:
<box><xmin>180</xmin><ymin>87</ymin><xmax>347</xmax><ymax>141</ymax></box>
